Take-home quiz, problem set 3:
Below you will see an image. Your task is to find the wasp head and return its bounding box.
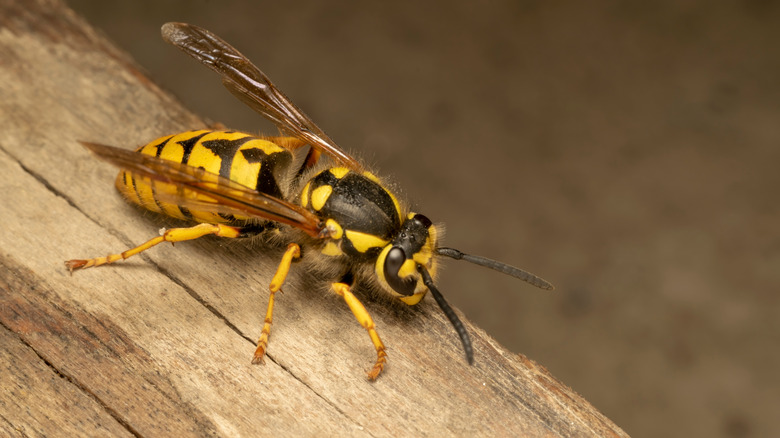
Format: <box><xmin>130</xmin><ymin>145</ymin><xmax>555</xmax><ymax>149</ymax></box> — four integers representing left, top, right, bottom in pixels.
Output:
<box><xmin>375</xmin><ymin>213</ymin><xmax>438</xmax><ymax>304</ymax></box>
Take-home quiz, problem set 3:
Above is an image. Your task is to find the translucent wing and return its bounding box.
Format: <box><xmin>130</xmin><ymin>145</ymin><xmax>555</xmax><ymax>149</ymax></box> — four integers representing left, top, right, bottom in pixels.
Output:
<box><xmin>161</xmin><ymin>22</ymin><xmax>362</xmax><ymax>171</ymax></box>
<box><xmin>79</xmin><ymin>141</ymin><xmax>323</xmax><ymax>237</ymax></box>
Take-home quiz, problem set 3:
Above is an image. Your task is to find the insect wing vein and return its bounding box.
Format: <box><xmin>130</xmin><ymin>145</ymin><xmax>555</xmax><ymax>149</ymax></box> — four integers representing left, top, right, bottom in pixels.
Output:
<box><xmin>79</xmin><ymin>141</ymin><xmax>322</xmax><ymax>236</ymax></box>
<box><xmin>161</xmin><ymin>22</ymin><xmax>362</xmax><ymax>171</ymax></box>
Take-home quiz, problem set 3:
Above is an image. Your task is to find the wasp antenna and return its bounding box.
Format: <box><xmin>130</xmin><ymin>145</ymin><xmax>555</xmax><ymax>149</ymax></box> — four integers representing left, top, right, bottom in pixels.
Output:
<box><xmin>417</xmin><ymin>264</ymin><xmax>474</xmax><ymax>365</ymax></box>
<box><xmin>436</xmin><ymin>247</ymin><xmax>554</xmax><ymax>291</ymax></box>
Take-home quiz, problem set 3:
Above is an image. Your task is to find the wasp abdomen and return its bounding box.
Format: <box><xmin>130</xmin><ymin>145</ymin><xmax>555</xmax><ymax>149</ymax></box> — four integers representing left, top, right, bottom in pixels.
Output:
<box><xmin>116</xmin><ymin>129</ymin><xmax>292</xmax><ymax>224</ymax></box>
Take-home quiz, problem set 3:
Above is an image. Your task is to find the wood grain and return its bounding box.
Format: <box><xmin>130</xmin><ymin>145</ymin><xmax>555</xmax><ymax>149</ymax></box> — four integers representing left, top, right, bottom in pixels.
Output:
<box><xmin>0</xmin><ymin>0</ymin><xmax>628</xmax><ymax>436</ymax></box>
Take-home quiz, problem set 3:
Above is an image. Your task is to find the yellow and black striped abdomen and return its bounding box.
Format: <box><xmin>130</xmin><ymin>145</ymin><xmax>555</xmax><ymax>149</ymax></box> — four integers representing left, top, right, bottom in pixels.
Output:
<box><xmin>116</xmin><ymin>130</ymin><xmax>292</xmax><ymax>224</ymax></box>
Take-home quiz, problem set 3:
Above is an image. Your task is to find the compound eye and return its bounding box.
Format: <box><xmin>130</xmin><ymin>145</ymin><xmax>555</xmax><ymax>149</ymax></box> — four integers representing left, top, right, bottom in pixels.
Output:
<box><xmin>412</xmin><ymin>213</ymin><xmax>432</xmax><ymax>229</ymax></box>
<box><xmin>384</xmin><ymin>247</ymin><xmax>416</xmax><ymax>296</ymax></box>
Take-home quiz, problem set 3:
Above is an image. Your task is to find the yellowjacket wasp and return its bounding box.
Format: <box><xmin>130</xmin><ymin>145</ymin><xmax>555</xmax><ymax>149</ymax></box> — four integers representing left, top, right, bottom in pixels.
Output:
<box><xmin>67</xmin><ymin>22</ymin><xmax>553</xmax><ymax>380</ymax></box>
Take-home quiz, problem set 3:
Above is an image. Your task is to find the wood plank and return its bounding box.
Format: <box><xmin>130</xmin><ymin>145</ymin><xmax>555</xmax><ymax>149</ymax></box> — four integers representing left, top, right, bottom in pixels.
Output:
<box><xmin>0</xmin><ymin>0</ymin><xmax>628</xmax><ymax>436</ymax></box>
<box><xmin>0</xmin><ymin>324</ymin><xmax>131</xmax><ymax>437</ymax></box>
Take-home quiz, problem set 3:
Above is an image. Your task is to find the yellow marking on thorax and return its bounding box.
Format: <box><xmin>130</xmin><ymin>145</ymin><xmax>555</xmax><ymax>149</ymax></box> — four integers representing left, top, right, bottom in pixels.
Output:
<box><xmin>325</xmin><ymin>219</ymin><xmax>344</xmax><ymax>239</ymax></box>
<box><xmin>388</xmin><ymin>193</ymin><xmax>402</xmax><ymax>224</ymax></box>
<box><xmin>361</xmin><ymin>171</ymin><xmax>380</xmax><ymax>183</ymax></box>
<box><xmin>300</xmin><ymin>181</ymin><xmax>311</xmax><ymax>208</ymax></box>
<box><xmin>310</xmin><ymin>185</ymin><xmax>333</xmax><ymax>211</ymax></box>
<box><xmin>321</xmin><ymin>241</ymin><xmax>344</xmax><ymax>257</ymax></box>
<box><xmin>345</xmin><ymin>230</ymin><xmax>388</xmax><ymax>253</ymax></box>
<box><xmin>329</xmin><ymin>167</ymin><xmax>350</xmax><ymax>179</ymax></box>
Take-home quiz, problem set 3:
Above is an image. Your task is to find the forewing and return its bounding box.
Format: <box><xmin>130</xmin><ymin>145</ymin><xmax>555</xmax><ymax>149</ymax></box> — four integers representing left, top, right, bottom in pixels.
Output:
<box><xmin>161</xmin><ymin>22</ymin><xmax>362</xmax><ymax>171</ymax></box>
<box><xmin>79</xmin><ymin>141</ymin><xmax>323</xmax><ymax>237</ymax></box>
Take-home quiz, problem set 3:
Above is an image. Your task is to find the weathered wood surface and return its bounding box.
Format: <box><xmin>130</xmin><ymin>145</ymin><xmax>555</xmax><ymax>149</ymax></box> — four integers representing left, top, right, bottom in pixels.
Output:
<box><xmin>0</xmin><ymin>0</ymin><xmax>628</xmax><ymax>436</ymax></box>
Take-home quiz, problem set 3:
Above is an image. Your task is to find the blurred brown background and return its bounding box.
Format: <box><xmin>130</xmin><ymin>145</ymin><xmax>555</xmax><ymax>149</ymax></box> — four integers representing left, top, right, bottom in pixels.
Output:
<box><xmin>65</xmin><ymin>1</ymin><xmax>779</xmax><ymax>436</ymax></box>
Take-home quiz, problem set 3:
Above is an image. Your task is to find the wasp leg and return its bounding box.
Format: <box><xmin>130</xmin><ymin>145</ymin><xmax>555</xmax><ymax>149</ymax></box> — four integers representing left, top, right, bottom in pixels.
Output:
<box><xmin>65</xmin><ymin>223</ymin><xmax>243</xmax><ymax>272</ymax></box>
<box><xmin>252</xmin><ymin>242</ymin><xmax>301</xmax><ymax>364</ymax></box>
<box><xmin>331</xmin><ymin>282</ymin><xmax>388</xmax><ymax>380</ymax></box>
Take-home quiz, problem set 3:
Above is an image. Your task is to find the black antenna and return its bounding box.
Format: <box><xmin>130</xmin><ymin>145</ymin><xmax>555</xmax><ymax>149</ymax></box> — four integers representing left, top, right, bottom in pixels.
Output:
<box><xmin>436</xmin><ymin>247</ymin><xmax>554</xmax><ymax>290</ymax></box>
<box><xmin>418</xmin><ymin>264</ymin><xmax>474</xmax><ymax>365</ymax></box>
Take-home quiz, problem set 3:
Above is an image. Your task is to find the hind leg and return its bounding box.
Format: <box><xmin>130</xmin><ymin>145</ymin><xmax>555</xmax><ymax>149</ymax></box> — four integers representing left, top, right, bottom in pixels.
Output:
<box><xmin>65</xmin><ymin>223</ymin><xmax>244</xmax><ymax>271</ymax></box>
<box><xmin>331</xmin><ymin>282</ymin><xmax>388</xmax><ymax>380</ymax></box>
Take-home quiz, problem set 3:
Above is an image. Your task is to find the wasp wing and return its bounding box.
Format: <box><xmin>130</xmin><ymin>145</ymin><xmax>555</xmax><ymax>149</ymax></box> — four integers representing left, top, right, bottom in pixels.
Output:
<box><xmin>79</xmin><ymin>141</ymin><xmax>323</xmax><ymax>237</ymax></box>
<box><xmin>161</xmin><ymin>22</ymin><xmax>362</xmax><ymax>172</ymax></box>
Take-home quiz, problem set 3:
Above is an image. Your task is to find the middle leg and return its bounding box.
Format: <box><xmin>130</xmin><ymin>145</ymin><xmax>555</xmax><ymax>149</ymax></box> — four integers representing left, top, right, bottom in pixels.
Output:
<box><xmin>331</xmin><ymin>282</ymin><xmax>388</xmax><ymax>380</ymax></box>
<box><xmin>252</xmin><ymin>242</ymin><xmax>301</xmax><ymax>364</ymax></box>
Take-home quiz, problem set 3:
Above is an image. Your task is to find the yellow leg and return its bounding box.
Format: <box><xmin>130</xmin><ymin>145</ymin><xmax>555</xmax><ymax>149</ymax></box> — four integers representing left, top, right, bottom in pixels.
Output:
<box><xmin>65</xmin><ymin>223</ymin><xmax>242</xmax><ymax>272</ymax></box>
<box><xmin>252</xmin><ymin>243</ymin><xmax>301</xmax><ymax>364</ymax></box>
<box><xmin>331</xmin><ymin>282</ymin><xmax>388</xmax><ymax>380</ymax></box>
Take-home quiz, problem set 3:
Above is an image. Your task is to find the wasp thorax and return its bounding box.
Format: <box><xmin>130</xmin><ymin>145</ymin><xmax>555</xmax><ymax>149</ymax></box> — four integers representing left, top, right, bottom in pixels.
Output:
<box><xmin>376</xmin><ymin>213</ymin><xmax>438</xmax><ymax>304</ymax></box>
<box><xmin>301</xmin><ymin>167</ymin><xmax>403</xmax><ymax>260</ymax></box>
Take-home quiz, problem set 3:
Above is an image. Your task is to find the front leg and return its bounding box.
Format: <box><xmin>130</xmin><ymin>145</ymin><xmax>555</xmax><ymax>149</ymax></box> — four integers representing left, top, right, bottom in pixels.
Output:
<box><xmin>331</xmin><ymin>282</ymin><xmax>388</xmax><ymax>380</ymax></box>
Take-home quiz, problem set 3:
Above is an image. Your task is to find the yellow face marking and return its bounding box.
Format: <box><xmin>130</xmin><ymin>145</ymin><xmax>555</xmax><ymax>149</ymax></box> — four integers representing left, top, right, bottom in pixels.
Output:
<box><xmin>428</xmin><ymin>224</ymin><xmax>438</xmax><ymax>243</ymax></box>
<box><xmin>375</xmin><ymin>244</ymin><xmax>430</xmax><ymax>304</ymax></box>
<box><xmin>310</xmin><ymin>185</ymin><xmax>333</xmax><ymax>211</ymax></box>
<box><xmin>345</xmin><ymin>230</ymin><xmax>388</xmax><ymax>253</ymax></box>
<box><xmin>412</xmin><ymin>237</ymin><xmax>435</xmax><ymax>265</ymax></box>
<box><xmin>397</xmin><ymin>259</ymin><xmax>417</xmax><ymax>279</ymax></box>
<box><xmin>415</xmin><ymin>229</ymin><xmax>438</xmax><ymax>281</ymax></box>
<box><xmin>329</xmin><ymin>167</ymin><xmax>350</xmax><ymax>179</ymax></box>
<box><xmin>399</xmin><ymin>292</ymin><xmax>426</xmax><ymax>305</ymax></box>
<box><xmin>321</xmin><ymin>241</ymin><xmax>344</xmax><ymax>257</ymax></box>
